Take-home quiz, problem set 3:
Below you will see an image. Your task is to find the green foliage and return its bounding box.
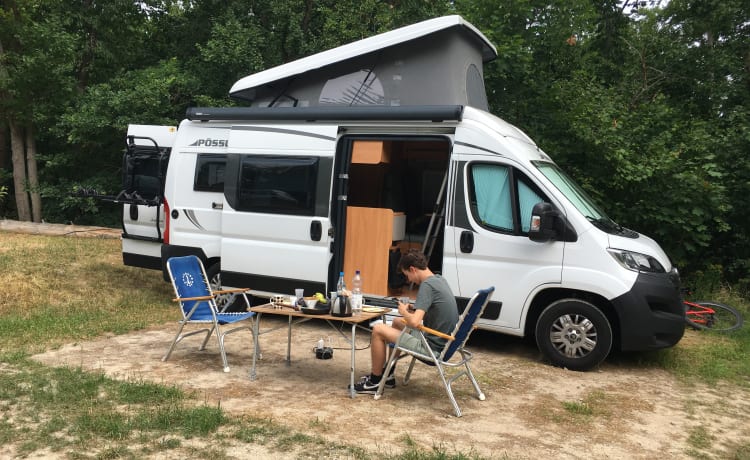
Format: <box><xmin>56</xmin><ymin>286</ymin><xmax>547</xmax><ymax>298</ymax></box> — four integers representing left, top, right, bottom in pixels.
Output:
<box><xmin>2</xmin><ymin>0</ymin><xmax>750</xmax><ymax>283</ymax></box>
<box><xmin>458</xmin><ymin>0</ymin><xmax>750</xmax><ymax>281</ymax></box>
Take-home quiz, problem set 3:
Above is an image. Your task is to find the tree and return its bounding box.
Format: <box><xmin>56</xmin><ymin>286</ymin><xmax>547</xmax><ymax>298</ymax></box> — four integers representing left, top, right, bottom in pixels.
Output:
<box><xmin>456</xmin><ymin>0</ymin><xmax>749</xmax><ymax>284</ymax></box>
<box><xmin>0</xmin><ymin>1</ymin><xmax>75</xmax><ymax>222</ymax></box>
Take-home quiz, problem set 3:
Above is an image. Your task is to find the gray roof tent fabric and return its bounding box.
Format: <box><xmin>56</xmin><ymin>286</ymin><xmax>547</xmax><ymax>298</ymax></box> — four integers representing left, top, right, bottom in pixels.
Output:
<box><xmin>229</xmin><ymin>16</ymin><xmax>497</xmax><ymax>111</ymax></box>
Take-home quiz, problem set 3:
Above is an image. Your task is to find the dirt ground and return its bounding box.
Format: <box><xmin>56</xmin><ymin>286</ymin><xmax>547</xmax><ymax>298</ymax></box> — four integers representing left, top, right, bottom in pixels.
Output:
<box><xmin>32</xmin><ymin>317</ymin><xmax>750</xmax><ymax>459</ymax></box>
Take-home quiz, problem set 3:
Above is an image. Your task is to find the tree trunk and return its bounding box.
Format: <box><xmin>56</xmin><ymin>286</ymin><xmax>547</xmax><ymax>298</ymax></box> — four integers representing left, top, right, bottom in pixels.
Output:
<box><xmin>25</xmin><ymin>126</ymin><xmax>41</xmax><ymax>222</ymax></box>
<box><xmin>9</xmin><ymin>119</ymin><xmax>31</xmax><ymax>221</ymax></box>
<box><xmin>0</xmin><ymin>122</ymin><xmax>8</xmax><ymax>170</ymax></box>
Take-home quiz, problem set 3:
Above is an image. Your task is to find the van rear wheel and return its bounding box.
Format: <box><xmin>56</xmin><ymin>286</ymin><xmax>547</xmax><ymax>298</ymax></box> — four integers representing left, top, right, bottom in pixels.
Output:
<box><xmin>535</xmin><ymin>299</ymin><xmax>612</xmax><ymax>371</ymax></box>
<box><xmin>206</xmin><ymin>262</ymin><xmax>238</xmax><ymax>311</ymax></box>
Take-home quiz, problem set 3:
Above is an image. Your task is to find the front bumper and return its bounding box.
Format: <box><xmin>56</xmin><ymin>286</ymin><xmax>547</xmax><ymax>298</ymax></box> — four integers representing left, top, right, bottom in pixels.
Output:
<box><xmin>612</xmin><ymin>268</ymin><xmax>684</xmax><ymax>351</ymax></box>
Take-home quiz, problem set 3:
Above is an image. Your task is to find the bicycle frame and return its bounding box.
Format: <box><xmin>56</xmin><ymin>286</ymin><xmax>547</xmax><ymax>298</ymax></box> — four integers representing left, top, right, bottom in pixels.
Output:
<box><xmin>684</xmin><ymin>300</ymin><xmax>716</xmax><ymax>328</ymax></box>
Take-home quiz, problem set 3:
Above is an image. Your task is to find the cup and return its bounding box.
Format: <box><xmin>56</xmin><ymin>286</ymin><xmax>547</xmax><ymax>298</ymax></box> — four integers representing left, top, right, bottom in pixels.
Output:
<box><xmin>352</xmin><ymin>294</ymin><xmax>362</xmax><ymax>316</ymax></box>
<box><xmin>330</xmin><ymin>291</ymin><xmax>338</xmax><ymax>301</ymax></box>
<box><xmin>295</xmin><ymin>288</ymin><xmax>304</xmax><ymax>299</ymax></box>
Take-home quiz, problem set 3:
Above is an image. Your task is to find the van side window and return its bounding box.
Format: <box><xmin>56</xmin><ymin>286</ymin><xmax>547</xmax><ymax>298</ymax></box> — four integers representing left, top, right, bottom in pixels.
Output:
<box><xmin>194</xmin><ymin>154</ymin><xmax>226</xmax><ymax>192</ymax></box>
<box><xmin>518</xmin><ymin>177</ymin><xmax>545</xmax><ymax>232</ymax></box>
<box><xmin>237</xmin><ymin>156</ymin><xmax>318</xmax><ymax>215</ymax></box>
<box><xmin>468</xmin><ymin>163</ymin><xmax>546</xmax><ymax>234</ymax></box>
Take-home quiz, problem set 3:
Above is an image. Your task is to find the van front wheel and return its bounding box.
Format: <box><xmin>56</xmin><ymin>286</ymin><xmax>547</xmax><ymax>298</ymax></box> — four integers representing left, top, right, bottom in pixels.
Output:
<box><xmin>535</xmin><ymin>299</ymin><xmax>612</xmax><ymax>371</ymax></box>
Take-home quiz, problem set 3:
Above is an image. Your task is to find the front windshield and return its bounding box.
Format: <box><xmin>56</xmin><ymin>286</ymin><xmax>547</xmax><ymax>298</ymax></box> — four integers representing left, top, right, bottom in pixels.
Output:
<box><xmin>534</xmin><ymin>161</ymin><xmax>621</xmax><ymax>233</ymax></box>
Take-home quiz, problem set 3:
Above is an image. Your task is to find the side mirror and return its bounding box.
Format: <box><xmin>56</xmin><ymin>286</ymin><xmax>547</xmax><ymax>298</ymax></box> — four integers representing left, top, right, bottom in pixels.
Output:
<box><xmin>529</xmin><ymin>202</ymin><xmax>558</xmax><ymax>242</ymax></box>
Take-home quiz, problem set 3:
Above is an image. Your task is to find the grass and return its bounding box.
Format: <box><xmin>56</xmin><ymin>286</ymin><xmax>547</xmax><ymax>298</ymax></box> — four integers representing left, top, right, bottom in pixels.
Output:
<box><xmin>624</xmin><ymin>293</ymin><xmax>750</xmax><ymax>386</ymax></box>
<box><xmin>1</xmin><ymin>233</ymin><xmax>748</xmax><ymax>458</ymax></box>
<box><xmin>0</xmin><ymin>233</ymin><xmax>490</xmax><ymax>459</ymax></box>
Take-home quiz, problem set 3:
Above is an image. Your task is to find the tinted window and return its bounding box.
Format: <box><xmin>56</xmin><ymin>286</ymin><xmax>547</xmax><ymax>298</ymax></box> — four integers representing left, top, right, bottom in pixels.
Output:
<box><xmin>237</xmin><ymin>156</ymin><xmax>319</xmax><ymax>215</ymax></box>
<box><xmin>123</xmin><ymin>150</ymin><xmax>169</xmax><ymax>199</ymax></box>
<box><xmin>194</xmin><ymin>154</ymin><xmax>226</xmax><ymax>192</ymax></box>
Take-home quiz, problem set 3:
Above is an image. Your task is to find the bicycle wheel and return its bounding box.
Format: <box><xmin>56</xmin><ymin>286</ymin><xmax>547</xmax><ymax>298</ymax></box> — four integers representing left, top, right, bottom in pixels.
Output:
<box><xmin>689</xmin><ymin>301</ymin><xmax>744</xmax><ymax>332</ymax></box>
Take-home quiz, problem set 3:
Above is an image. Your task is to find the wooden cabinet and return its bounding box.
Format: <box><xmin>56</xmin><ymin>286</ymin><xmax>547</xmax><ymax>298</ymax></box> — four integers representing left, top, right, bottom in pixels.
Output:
<box><xmin>351</xmin><ymin>140</ymin><xmax>391</xmax><ymax>164</ymax></box>
<box><xmin>343</xmin><ymin>206</ymin><xmax>399</xmax><ymax>296</ymax></box>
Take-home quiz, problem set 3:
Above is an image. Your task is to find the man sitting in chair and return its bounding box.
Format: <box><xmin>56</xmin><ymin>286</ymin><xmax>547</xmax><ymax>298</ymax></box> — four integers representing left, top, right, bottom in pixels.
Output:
<box><xmin>353</xmin><ymin>250</ymin><xmax>458</xmax><ymax>394</ymax></box>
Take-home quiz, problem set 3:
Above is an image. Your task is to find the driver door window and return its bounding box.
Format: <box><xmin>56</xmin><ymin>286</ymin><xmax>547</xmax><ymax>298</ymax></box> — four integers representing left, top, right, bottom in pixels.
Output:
<box><xmin>469</xmin><ymin>163</ymin><xmax>546</xmax><ymax>234</ymax></box>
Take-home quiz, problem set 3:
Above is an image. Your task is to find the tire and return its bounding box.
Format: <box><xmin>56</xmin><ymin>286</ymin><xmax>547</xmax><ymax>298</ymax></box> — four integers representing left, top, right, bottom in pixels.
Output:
<box><xmin>535</xmin><ymin>299</ymin><xmax>613</xmax><ymax>371</ymax></box>
<box><xmin>205</xmin><ymin>262</ymin><xmax>239</xmax><ymax>312</ymax></box>
<box><xmin>686</xmin><ymin>301</ymin><xmax>743</xmax><ymax>332</ymax></box>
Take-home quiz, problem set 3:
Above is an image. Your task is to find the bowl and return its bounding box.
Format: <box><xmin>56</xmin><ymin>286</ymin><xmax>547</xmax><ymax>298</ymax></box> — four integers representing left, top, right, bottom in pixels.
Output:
<box><xmin>304</xmin><ymin>298</ymin><xmax>318</xmax><ymax>309</ymax></box>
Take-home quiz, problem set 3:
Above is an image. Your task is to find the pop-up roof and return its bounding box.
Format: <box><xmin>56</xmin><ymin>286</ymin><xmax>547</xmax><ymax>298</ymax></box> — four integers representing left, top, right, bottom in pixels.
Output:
<box><xmin>229</xmin><ymin>15</ymin><xmax>497</xmax><ymax>110</ymax></box>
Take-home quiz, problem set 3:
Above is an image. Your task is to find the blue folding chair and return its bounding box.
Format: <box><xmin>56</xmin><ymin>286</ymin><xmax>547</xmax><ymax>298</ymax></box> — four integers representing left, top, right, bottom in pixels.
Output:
<box><xmin>164</xmin><ymin>255</ymin><xmax>255</xmax><ymax>372</ymax></box>
<box><xmin>375</xmin><ymin>286</ymin><xmax>495</xmax><ymax>417</ymax></box>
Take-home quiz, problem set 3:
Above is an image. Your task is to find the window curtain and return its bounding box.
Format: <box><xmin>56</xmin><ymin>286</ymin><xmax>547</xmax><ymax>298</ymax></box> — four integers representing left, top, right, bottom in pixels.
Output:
<box><xmin>472</xmin><ymin>164</ymin><xmax>512</xmax><ymax>230</ymax></box>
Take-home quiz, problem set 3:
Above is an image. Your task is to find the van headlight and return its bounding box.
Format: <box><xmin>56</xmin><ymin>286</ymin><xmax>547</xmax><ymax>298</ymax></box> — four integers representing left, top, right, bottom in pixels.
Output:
<box><xmin>608</xmin><ymin>249</ymin><xmax>665</xmax><ymax>273</ymax></box>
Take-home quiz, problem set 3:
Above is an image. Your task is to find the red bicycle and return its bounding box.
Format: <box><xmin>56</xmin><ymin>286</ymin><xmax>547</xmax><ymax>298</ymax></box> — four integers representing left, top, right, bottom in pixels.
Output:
<box><xmin>684</xmin><ymin>296</ymin><xmax>743</xmax><ymax>332</ymax></box>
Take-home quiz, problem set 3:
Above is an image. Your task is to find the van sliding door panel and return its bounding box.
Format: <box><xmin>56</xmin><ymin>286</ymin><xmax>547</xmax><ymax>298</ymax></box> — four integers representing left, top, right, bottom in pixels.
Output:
<box><xmin>221</xmin><ymin>125</ymin><xmax>337</xmax><ymax>294</ymax></box>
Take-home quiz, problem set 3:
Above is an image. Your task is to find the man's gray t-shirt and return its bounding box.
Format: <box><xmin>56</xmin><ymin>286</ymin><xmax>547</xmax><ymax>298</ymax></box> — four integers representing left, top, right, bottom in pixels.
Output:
<box><xmin>413</xmin><ymin>274</ymin><xmax>459</xmax><ymax>351</ymax></box>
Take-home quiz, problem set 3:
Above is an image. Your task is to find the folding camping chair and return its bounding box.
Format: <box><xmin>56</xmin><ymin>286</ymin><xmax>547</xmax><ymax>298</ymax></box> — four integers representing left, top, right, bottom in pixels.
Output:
<box><xmin>374</xmin><ymin>286</ymin><xmax>495</xmax><ymax>417</ymax></box>
<box><xmin>164</xmin><ymin>255</ymin><xmax>255</xmax><ymax>372</ymax></box>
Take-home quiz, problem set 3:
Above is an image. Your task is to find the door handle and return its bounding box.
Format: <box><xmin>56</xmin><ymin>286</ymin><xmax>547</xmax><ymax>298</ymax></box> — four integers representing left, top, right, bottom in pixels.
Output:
<box><xmin>212</xmin><ymin>202</ymin><xmax>223</xmax><ymax>210</ymax></box>
<box><xmin>460</xmin><ymin>230</ymin><xmax>474</xmax><ymax>253</ymax></box>
<box><xmin>310</xmin><ymin>220</ymin><xmax>322</xmax><ymax>241</ymax></box>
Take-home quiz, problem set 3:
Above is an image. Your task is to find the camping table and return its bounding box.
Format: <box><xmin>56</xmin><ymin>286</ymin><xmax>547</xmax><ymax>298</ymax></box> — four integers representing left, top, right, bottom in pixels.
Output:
<box><xmin>248</xmin><ymin>304</ymin><xmax>389</xmax><ymax>398</ymax></box>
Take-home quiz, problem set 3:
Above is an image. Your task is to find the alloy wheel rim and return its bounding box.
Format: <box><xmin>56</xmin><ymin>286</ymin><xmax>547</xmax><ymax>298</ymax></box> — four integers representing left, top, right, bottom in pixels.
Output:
<box><xmin>549</xmin><ymin>313</ymin><xmax>598</xmax><ymax>358</ymax></box>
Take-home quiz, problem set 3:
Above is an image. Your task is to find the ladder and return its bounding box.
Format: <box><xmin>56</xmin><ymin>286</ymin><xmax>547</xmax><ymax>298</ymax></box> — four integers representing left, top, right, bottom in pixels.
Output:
<box><xmin>421</xmin><ymin>171</ymin><xmax>448</xmax><ymax>262</ymax></box>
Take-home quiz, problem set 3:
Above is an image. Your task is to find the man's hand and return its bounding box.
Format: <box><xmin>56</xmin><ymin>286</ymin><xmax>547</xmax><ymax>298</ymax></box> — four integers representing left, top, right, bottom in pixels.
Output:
<box><xmin>397</xmin><ymin>300</ymin><xmax>412</xmax><ymax>316</ymax></box>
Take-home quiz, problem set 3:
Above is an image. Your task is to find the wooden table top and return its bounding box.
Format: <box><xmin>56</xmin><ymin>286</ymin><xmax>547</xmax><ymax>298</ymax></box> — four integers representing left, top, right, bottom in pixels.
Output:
<box><xmin>249</xmin><ymin>303</ymin><xmax>390</xmax><ymax>323</ymax></box>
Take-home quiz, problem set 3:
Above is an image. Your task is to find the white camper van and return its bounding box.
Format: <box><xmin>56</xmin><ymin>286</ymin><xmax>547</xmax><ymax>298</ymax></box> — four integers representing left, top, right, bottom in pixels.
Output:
<box><xmin>118</xmin><ymin>16</ymin><xmax>684</xmax><ymax>371</ymax></box>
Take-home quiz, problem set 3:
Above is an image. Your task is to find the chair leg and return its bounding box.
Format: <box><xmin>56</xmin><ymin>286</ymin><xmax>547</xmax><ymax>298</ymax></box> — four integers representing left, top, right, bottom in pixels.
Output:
<box><xmin>463</xmin><ymin>362</ymin><xmax>485</xmax><ymax>401</ymax></box>
<box><xmin>374</xmin><ymin>350</ymin><xmax>399</xmax><ymax>400</ymax></box>
<box><xmin>213</xmin><ymin>326</ymin><xmax>231</xmax><ymax>373</ymax></box>
<box><xmin>435</xmin><ymin>364</ymin><xmax>462</xmax><ymax>417</ymax></box>
<box><xmin>162</xmin><ymin>323</ymin><xmax>187</xmax><ymax>362</ymax></box>
<box><xmin>201</xmin><ymin>325</ymin><xmax>217</xmax><ymax>351</ymax></box>
<box><xmin>216</xmin><ymin>324</ymin><xmax>254</xmax><ymax>373</ymax></box>
<box><xmin>162</xmin><ymin>323</ymin><xmax>211</xmax><ymax>362</ymax></box>
<box><xmin>403</xmin><ymin>356</ymin><xmax>417</xmax><ymax>385</ymax></box>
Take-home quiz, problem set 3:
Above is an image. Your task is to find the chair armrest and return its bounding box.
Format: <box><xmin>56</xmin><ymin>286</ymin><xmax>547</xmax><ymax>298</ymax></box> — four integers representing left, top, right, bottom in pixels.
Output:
<box><xmin>173</xmin><ymin>295</ymin><xmax>213</xmax><ymax>302</ymax></box>
<box><xmin>213</xmin><ymin>288</ymin><xmax>250</xmax><ymax>295</ymax></box>
<box><xmin>417</xmin><ymin>324</ymin><xmax>455</xmax><ymax>341</ymax></box>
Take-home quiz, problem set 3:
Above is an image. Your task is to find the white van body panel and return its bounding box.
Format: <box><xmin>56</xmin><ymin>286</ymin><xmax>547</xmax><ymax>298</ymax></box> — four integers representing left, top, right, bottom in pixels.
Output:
<box><xmin>450</xmin><ymin>111</ymin><xmax>566</xmax><ymax>331</ymax></box>
<box><xmin>122</xmin><ymin>126</ymin><xmax>176</xmax><ymax>243</ymax></box>
<box><xmin>121</xmin><ymin>124</ymin><xmax>175</xmax><ymax>268</ymax></box>
<box><xmin>609</xmin><ymin>232</ymin><xmax>673</xmax><ymax>271</ymax></box>
<box><xmin>560</xmin><ymin>226</ymin><xmax>638</xmax><ymax>297</ymax></box>
<box><xmin>220</xmin><ymin>124</ymin><xmax>338</xmax><ymax>296</ymax></box>
<box><xmin>122</xmin><ymin>237</ymin><xmax>162</xmax><ymax>260</ymax></box>
<box><xmin>165</xmin><ymin>122</ymin><xmax>232</xmax><ymax>261</ymax></box>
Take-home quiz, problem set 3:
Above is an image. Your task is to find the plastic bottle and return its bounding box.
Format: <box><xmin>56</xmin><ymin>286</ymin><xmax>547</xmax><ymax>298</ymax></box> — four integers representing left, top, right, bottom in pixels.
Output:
<box><xmin>351</xmin><ymin>270</ymin><xmax>363</xmax><ymax>315</ymax></box>
<box><xmin>336</xmin><ymin>271</ymin><xmax>346</xmax><ymax>295</ymax></box>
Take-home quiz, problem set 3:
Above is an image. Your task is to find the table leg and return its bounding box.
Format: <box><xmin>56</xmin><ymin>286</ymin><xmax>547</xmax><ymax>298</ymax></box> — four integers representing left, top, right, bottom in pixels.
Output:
<box><xmin>250</xmin><ymin>312</ymin><xmax>262</xmax><ymax>381</ymax></box>
<box><xmin>349</xmin><ymin>322</ymin><xmax>356</xmax><ymax>399</ymax></box>
<box><xmin>286</xmin><ymin>314</ymin><xmax>292</xmax><ymax>366</ymax></box>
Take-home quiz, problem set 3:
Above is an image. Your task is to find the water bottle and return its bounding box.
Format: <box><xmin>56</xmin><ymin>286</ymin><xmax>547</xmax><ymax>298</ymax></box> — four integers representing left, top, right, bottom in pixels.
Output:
<box><xmin>336</xmin><ymin>271</ymin><xmax>346</xmax><ymax>296</ymax></box>
<box><xmin>351</xmin><ymin>270</ymin><xmax>363</xmax><ymax>315</ymax></box>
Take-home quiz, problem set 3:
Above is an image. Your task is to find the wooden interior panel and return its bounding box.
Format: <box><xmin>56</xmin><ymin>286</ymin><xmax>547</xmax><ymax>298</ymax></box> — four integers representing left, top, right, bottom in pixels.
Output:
<box><xmin>352</xmin><ymin>140</ymin><xmax>391</xmax><ymax>164</ymax></box>
<box><xmin>343</xmin><ymin>206</ymin><xmax>394</xmax><ymax>296</ymax></box>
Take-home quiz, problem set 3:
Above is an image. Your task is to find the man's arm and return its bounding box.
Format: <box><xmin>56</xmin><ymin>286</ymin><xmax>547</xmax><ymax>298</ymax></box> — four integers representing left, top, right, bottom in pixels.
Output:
<box><xmin>397</xmin><ymin>300</ymin><xmax>425</xmax><ymax>328</ymax></box>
